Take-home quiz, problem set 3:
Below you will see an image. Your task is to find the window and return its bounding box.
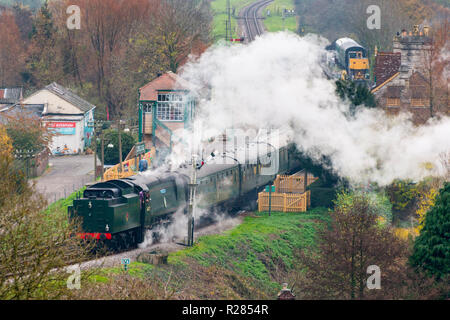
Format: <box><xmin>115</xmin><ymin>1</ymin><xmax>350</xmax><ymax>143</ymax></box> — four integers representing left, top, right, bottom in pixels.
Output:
<box><xmin>386</xmin><ymin>98</ymin><xmax>401</xmax><ymax>107</ymax></box>
<box><xmin>411</xmin><ymin>98</ymin><xmax>426</xmax><ymax>107</ymax></box>
<box><xmin>157</xmin><ymin>93</ymin><xmax>184</xmax><ymax>121</ymax></box>
<box><xmin>143</xmin><ymin>103</ymin><xmax>152</xmax><ymax>113</ymax></box>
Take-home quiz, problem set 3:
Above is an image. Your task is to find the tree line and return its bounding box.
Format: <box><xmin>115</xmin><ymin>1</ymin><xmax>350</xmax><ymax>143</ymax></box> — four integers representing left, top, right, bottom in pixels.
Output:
<box><xmin>0</xmin><ymin>0</ymin><xmax>212</xmax><ymax>120</ymax></box>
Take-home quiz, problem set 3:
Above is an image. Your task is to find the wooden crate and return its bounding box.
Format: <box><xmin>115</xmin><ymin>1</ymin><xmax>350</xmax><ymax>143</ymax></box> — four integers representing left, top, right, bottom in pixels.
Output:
<box><xmin>258</xmin><ymin>190</ymin><xmax>311</xmax><ymax>213</ymax></box>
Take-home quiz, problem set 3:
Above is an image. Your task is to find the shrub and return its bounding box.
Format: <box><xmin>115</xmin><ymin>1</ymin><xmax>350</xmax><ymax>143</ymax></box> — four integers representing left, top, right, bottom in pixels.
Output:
<box><xmin>96</xmin><ymin>129</ymin><xmax>136</xmax><ymax>165</ymax></box>
<box><xmin>307</xmin><ymin>179</ymin><xmax>337</xmax><ymax>208</ymax></box>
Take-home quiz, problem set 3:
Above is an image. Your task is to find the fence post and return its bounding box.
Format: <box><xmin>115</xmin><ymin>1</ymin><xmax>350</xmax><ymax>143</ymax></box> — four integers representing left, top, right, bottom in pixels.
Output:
<box><xmin>283</xmin><ymin>193</ymin><xmax>287</xmax><ymax>213</ymax></box>
<box><xmin>268</xmin><ymin>187</ymin><xmax>272</xmax><ymax>216</ymax></box>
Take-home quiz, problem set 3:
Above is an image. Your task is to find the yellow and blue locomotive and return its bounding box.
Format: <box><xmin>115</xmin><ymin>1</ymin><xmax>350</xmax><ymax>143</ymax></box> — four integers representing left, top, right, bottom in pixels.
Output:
<box><xmin>334</xmin><ymin>37</ymin><xmax>370</xmax><ymax>82</ymax></box>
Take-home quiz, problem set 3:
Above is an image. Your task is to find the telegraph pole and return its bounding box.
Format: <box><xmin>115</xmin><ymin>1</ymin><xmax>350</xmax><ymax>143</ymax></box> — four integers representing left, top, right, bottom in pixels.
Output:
<box><xmin>118</xmin><ymin>119</ymin><xmax>123</xmax><ymax>173</ymax></box>
<box><xmin>101</xmin><ymin>132</ymin><xmax>105</xmax><ymax>181</ymax></box>
<box><xmin>94</xmin><ymin>137</ymin><xmax>97</xmax><ymax>180</ymax></box>
<box><xmin>187</xmin><ymin>154</ymin><xmax>198</xmax><ymax>246</ymax></box>
<box><xmin>226</xmin><ymin>0</ymin><xmax>231</xmax><ymax>41</ymax></box>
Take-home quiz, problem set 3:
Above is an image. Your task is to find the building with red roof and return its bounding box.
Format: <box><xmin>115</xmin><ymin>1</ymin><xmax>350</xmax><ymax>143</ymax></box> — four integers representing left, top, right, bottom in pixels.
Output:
<box><xmin>138</xmin><ymin>71</ymin><xmax>196</xmax><ymax>152</ymax></box>
<box><xmin>371</xmin><ymin>26</ymin><xmax>448</xmax><ymax>124</ymax></box>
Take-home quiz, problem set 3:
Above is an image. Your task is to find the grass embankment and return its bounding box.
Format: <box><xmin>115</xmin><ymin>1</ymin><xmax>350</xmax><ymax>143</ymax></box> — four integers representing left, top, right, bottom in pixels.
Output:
<box><xmin>45</xmin><ymin>187</ymin><xmax>85</xmax><ymax>218</ymax></box>
<box><xmin>262</xmin><ymin>0</ymin><xmax>297</xmax><ymax>33</ymax></box>
<box><xmin>79</xmin><ymin>208</ymin><xmax>329</xmax><ymax>299</ymax></box>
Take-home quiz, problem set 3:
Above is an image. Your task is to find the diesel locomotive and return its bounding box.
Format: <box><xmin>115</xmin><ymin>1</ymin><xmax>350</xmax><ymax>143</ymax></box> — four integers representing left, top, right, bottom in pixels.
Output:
<box><xmin>334</xmin><ymin>37</ymin><xmax>370</xmax><ymax>82</ymax></box>
<box><xmin>68</xmin><ymin>143</ymin><xmax>301</xmax><ymax>249</ymax></box>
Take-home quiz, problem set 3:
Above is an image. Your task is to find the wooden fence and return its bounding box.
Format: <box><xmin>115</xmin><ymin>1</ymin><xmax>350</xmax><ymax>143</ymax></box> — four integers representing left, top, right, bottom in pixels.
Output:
<box><xmin>274</xmin><ymin>172</ymin><xmax>318</xmax><ymax>194</ymax></box>
<box><xmin>103</xmin><ymin>147</ymin><xmax>155</xmax><ymax>181</ymax></box>
<box><xmin>258</xmin><ymin>190</ymin><xmax>311</xmax><ymax>213</ymax></box>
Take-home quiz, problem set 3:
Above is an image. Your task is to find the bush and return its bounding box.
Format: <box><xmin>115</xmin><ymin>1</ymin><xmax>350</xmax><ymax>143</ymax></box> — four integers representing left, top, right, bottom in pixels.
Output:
<box><xmin>307</xmin><ymin>179</ymin><xmax>337</xmax><ymax>208</ymax></box>
<box><xmin>386</xmin><ymin>179</ymin><xmax>419</xmax><ymax>222</ymax></box>
<box><xmin>96</xmin><ymin>129</ymin><xmax>136</xmax><ymax>165</ymax></box>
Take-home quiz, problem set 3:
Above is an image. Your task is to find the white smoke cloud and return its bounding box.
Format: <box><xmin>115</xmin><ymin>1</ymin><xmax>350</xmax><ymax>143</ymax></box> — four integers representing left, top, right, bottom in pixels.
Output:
<box><xmin>176</xmin><ymin>31</ymin><xmax>450</xmax><ymax>186</ymax></box>
<box><xmin>138</xmin><ymin>199</ymin><xmax>231</xmax><ymax>248</ymax></box>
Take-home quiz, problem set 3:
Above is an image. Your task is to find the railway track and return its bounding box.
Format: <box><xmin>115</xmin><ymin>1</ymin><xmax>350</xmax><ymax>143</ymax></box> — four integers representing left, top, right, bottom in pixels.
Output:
<box><xmin>242</xmin><ymin>0</ymin><xmax>273</xmax><ymax>42</ymax></box>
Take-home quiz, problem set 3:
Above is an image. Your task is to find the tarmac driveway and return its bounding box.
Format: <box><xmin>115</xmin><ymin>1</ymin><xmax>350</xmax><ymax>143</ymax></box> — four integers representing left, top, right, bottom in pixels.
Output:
<box><xmin>34</xmin><ymin>155</ymin><xmax>98</xmax><ymax>204</ymax></box>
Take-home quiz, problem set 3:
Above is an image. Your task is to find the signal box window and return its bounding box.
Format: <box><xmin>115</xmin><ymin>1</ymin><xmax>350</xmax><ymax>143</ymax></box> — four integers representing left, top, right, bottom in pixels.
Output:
<box><xmin>157</xmin><ymin>93</ymin><xmax>184</xmax><ymax>121</ymax></box>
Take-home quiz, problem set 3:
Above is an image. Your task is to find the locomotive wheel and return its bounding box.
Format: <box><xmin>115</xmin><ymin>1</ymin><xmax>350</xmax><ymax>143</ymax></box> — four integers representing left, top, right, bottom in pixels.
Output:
<box><xmin>119</xmin><ymin>233</ymin><xmax>129</xmax><ymax>250</ymax></box>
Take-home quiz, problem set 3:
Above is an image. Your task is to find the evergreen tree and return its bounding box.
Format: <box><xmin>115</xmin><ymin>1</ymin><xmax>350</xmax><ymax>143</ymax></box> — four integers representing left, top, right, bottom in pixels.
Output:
<box><xmin>335</xmin><ymin>79</ymin><xmax>376</xmax><ymax>115</ymax></box>
<box><xmin>26</xmin><ymin>0</ymin><xmax>61</xmax><ymax>87</ymax></box>
<box><xmin>410</xmin><ymin>182</ymin><xmax>450</xmax><ymax>279</ymax></box>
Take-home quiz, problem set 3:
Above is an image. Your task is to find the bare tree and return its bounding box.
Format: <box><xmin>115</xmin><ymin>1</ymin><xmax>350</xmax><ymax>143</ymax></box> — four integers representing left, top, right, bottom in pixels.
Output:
<box><xmin>0</xmin><ymin>10</ymin><xmax>25</xmax><ymax>86</ymax></box>
<box><xmin>295</xmin><ymin>192</ymin><xmax>410</xmax><ymax>299</ymax></box>
<box><xmin>153</xmin><ymin>0</ymin><xmax>212</xmax><ymax>73</ymax></box>
<box><xmin>0</xmin><ymin>125</ymin><xmax>94</xmax><ymax>299</ymax></box>
<box><xmin>420</xmin><ymin>16</ymin><xmax>450</xmax><ymax>118</ymax></box>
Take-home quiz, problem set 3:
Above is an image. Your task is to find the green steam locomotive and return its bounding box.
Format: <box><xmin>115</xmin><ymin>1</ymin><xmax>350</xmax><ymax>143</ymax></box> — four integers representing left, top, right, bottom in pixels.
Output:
<box><xmin>68</xmin><ymin>143</ymin><xmax>301</xmax><ymax>249</ymax></box>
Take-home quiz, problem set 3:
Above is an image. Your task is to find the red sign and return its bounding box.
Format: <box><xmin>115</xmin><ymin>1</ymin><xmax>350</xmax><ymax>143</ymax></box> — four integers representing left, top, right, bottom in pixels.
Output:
<box><xmin>47</xmin><ymin>122</ymin><xmax>76</xmax><ymax>128</ymax></box>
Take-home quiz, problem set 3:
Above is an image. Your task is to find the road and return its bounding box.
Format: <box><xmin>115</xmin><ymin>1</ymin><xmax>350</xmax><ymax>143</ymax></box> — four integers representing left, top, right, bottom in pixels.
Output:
<box><xmin>34</xmin><ymin>155</ymin><xmax>97</xmax><ymax>204</ymax></box>
<box><xmin>240</xmin><ymin>0</ymin><xmax>273</xmax><ymax>43</ymax></box>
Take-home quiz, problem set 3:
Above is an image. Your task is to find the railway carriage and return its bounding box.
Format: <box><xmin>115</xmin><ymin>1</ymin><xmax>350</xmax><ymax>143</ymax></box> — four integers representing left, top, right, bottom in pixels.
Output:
<box><xmin>68</xmin><ymin>143</ymin><xmax>301</xmax><ymax>249</ymax></box>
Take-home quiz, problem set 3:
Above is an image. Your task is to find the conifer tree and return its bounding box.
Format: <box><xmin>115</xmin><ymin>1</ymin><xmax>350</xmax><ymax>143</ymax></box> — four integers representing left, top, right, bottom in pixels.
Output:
<box><xmin>335</xmin><ymin>79</ymin><xmax>376</xmax><ymax>115</ymax></box>
<box><xmin>26</xmin><ymin>0</ymin><xmax>62</xmax><ymax>87</ymax></box>
<box><xmin>410</xmin><ymin>182</ymin><xmax>450</xmax><ymax>280</ymax></box>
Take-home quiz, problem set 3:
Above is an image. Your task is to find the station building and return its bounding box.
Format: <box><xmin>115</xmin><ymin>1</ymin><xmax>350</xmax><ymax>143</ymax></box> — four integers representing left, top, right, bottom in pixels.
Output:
<box><xmin>138</xmin><ymin>71</ymin><xmax>196</xmax><ymax>154</ymax></box>
<box><xmin>20</xmin><ymin>82</ymin><xmax>96</xmax><ymax>154</ymax></box>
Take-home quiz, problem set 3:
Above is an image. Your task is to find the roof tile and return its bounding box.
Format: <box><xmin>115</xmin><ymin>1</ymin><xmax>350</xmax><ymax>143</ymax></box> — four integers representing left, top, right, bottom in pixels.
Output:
<box><xmin>374</xmin><ymin>52</ymin><xmax>401</xmax><ymax>88</ymax></box>
<box><xmin>45</xmin><ymin>82</ymin><xmax>95</xmax><ymax>113</ymax></box>
<box><xmin>139</xmin><ymin>71</ymin><xmax>191</xmax><ymax>101</ymax></box>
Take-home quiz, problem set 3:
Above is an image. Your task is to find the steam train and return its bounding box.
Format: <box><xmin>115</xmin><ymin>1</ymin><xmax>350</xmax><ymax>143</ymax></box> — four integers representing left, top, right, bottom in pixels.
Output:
<box><xmin>68</xmin><ymin>143</ymin><xmax>301</xmax><ymax>249</ymax></box>
<box><xmin>323</xmin><ymin>37</ymin><xmax>370</xmax><ymax>83</ymax></box>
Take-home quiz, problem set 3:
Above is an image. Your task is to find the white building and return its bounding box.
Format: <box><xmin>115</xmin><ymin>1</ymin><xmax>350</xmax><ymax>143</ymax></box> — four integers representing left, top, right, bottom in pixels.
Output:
<box><xmin>21</xmin><ymin>83</ymin><xmax>96</xmax><ymax>154</ymax></box>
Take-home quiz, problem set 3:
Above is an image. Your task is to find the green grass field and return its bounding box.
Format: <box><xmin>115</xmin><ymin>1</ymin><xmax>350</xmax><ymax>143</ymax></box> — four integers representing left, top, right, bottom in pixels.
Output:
<box><xmin>211</xmin><ymin>0</ymin><xmax>298</xmax><ymax>42</ymax></box>
<box><xmin>84</xmin><ymin>208</ymin><xmax>329</xmax><ymax>298</ymax></box>
<box><xmin>262</xmin><ymin>0</ymin><xmax>297</xmax><ymax>33</ymax></box>
<box><xmin>168</xmin><ymin>208</ymin><xmax>327</xmax><ymax>286</ymax></box>
<box><xmin>211</xmin><ymin>0</ymin><xmax>256</xmax><ymax>42</ymax></box>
